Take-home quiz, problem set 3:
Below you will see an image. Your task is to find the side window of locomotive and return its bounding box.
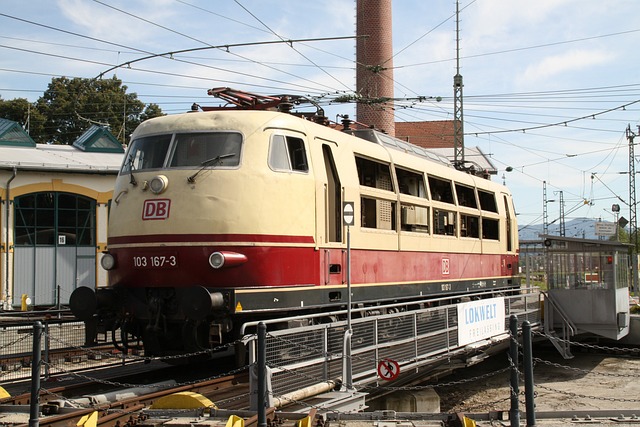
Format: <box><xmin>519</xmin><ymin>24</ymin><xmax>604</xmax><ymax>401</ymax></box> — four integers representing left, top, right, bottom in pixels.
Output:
<box><xmin>478</xmin><ymin>189</ymin><xmax>499</xmax><ymax>240</ymax></box>
<box><xmin>170</xmin><ymin>132</ymin><xmax>241</xmax><ymax>168</ymax></box>
<box><xmin>356</xmin><ymin>157</ymin><xmax>394</xmax><ymax>191</ymax></box>
<box><xmin>355</xmin><ymin>157</ymin><xmax>396</xmax><ymax>231</ymax></box>
<box><xmin>455</xmin><ymin>184</ymin><xmax>477</xmax><ymax>208</ymax></box>
<box><xmin>401</xmin><ymin>204</ymin><xmax>429</xmax><ymax>233</ymax></box>
<box><xmin>269</xmin><ymin>135</ymin><xmax>309</xmax><ymax>172</ymax></box>
<box><xmin>396</xmin><ymin>167</ymin><xmax>428</xmax><ymax>233</ymax></box>
<box><xmin>122</xmin><ymin>134</ymin><xmax>172</xmax><ymax>172</ymax></box>
<box><xmin>396</xmin><ymin>167</ymin><xmax>426</xmax><ymax>198</ymax></box>
<box><xmin>461</xmin><ymin>214</ymin><xmax>480</xmax><ymax>238</ymax></box>
<box><xmin>478</xmin><ymin>189</ymin><xmax>498</xmax><ymax>212</ymax></box>
<box><xmin>361</xmin><ymin>198</ymin><xmax>396</xmax><ymax>231</ymax></box>
<box><xmin>433</xmin><ymin>208</ymin><xmax>456</xmax><ymax>236</ymax></box>
<box><xmin>428</xmin><ymin>176</ymin><xmax>454</xmax><ymax>204</ymax></box>
<box><xmin>482</xmin><ymin>218</ymin><xmax>500</xmax><ymax>240</ymax></box>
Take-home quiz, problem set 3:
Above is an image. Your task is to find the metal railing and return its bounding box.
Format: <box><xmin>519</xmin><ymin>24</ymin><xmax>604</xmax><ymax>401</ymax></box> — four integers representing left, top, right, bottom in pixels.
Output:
<box><xmin>246</xmin><ymin>290</ymin><xmax>542</xmax><ymax>400</ymax></box>
<box><xmin>0</xmin><ymin>318</ymin><xmax>134</xmax><ymax>385</ymax></box>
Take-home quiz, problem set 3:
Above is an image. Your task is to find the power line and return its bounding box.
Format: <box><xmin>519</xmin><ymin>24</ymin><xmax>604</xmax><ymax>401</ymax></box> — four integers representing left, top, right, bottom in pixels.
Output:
<box><xmin>467</xmin><ymin>99</ymin><xmax>640</xmax><ymax>136</ymax></box>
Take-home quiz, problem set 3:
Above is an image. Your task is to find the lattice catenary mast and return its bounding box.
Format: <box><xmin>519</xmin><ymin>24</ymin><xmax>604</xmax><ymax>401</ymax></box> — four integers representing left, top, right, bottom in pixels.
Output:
<box><xmin>453</xmin><ymin>0</ymin><xmax>465</xmax><ymax>170</ymax></box>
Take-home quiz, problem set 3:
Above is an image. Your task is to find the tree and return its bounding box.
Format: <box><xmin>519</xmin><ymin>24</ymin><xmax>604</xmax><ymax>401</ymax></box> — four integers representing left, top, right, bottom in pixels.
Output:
<box><xmin>0</xmin><ymin>97</ymin><xmax>45</xmax><ymax>138</ymax></box>
<box><xmin>34</xmin><ymin>76</ymin><xmax>163</xmax><ymax>145</ymax></box>
<box><xmin>140</xmin><ymin>103</ymin><xmax>164</xmax><ymax>123</ymax></box>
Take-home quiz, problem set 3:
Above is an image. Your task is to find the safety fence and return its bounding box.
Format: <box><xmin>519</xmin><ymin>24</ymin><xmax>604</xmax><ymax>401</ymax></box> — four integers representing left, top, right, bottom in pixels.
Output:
<box><xmin>0</xmin><ymin>318</ymin><xmax>135</xmax><ymax>384</ymax></box>
<box><xmin>245</xmin><ymin>290</ymin><xmax>542</xmax><ymax>402</ymax></box>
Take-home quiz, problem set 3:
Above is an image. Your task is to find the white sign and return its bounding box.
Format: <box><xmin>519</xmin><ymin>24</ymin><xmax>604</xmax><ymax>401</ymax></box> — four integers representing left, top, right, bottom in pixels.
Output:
<box><xmin>595</xmin><ymin>221</ymin><xmax>616</xmax><ymax>236</ymax></box>
<box><xmin>343</xmin><ymin>202</ymin><xmax>354</xmax><ymax>226</ymax></box>
<box><xmin>457</xmin><ymin>297</ymin><xmax>505</xmax><ymax>346</ymax></box>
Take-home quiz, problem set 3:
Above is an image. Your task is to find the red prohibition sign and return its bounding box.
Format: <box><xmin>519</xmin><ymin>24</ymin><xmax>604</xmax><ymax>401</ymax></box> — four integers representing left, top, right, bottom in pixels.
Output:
<box><xmin>377</xmin><ymin>358</ymin><xmax>400</xmax><ymax>381</ymax></box>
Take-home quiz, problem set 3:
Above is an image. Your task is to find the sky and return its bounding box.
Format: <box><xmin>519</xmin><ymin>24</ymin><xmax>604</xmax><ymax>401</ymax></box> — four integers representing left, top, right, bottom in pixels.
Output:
<box><xmin>2</xmin><ymin>0</ymin><xmax>640</xmax><ymax>234</ymax></box>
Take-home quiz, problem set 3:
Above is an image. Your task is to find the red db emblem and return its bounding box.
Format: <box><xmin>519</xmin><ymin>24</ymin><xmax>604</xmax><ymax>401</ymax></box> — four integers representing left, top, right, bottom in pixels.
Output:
<box><xmin>142</xmin><ymin>199</ymin><xmax>171</xmax><ymax>220</ymax></box>
<box><xmin>442</xmin><ymin>257</ymin><xmax>450</xmax><ymax>275</ymax></box>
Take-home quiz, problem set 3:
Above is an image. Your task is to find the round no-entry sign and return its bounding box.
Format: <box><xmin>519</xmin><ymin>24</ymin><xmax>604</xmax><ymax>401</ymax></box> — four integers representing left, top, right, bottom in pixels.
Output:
<box><xmin>377</xmin><ymin>358</ymin><xmax>400</xmax><ymax>381</ymax></box>
<box><xmin>343</xmin><ymin>201</ymin><xmax>354</xmax><ymax>226</ymax></box>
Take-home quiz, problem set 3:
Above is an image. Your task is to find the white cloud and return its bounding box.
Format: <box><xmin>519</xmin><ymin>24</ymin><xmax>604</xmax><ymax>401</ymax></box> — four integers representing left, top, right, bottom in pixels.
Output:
<box><xmin>518</xmin><ymin>49</ymin><xmax>616</xmax><ymax>84</ymax></box>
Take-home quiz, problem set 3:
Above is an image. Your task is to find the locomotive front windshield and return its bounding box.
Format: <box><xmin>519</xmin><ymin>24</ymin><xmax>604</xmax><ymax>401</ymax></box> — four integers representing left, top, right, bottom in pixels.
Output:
<box><xmin>122</xmin><ymin>132</ymin><xmax>242</xmax><ymax>173</ymax></box>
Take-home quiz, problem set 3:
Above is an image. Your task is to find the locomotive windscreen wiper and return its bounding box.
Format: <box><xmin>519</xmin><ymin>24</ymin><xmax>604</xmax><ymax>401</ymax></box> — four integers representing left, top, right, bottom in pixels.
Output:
<box><xmin>187</xmin><ymin>153</ymin><xmax>236</xmax><ymax>183</ymax></box>
<box><xmin>127</xmin><ymin>155</ymin><xmax>138</xmax><ymax>186</ymax></box>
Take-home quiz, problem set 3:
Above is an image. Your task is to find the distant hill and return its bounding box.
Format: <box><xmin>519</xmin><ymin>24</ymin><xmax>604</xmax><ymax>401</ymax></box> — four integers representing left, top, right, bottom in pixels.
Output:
<box><xmin>518</xmin><ymin>217</ymin><xmax>616</xmax><ymax>241</ymax></box>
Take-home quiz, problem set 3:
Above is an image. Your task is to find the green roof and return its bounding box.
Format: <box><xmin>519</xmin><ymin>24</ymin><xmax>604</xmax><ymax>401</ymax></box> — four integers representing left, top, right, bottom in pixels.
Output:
<box><xmin>0</xmin><ymin>118</ymin><xmax>36</xmax><ymax>147</ymax></box>
<box><xmin>72</xmin><ymin>125</ymin><xmax>125</xmax><ymax>153</ymax></box>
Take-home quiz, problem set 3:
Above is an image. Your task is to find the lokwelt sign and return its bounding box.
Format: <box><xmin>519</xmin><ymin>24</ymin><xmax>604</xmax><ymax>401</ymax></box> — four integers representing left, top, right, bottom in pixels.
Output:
<box><xmin>457</xmin><ymin>297</ymin><xmax>506</xmax><ymax>346</ymax></box>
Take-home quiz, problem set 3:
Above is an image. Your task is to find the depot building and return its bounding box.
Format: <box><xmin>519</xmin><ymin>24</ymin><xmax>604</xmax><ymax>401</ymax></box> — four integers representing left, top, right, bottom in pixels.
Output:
<box><xmin>0</xmin><ymin>118</ymin><xmax>124</xmax><ymax>310</ymax></box>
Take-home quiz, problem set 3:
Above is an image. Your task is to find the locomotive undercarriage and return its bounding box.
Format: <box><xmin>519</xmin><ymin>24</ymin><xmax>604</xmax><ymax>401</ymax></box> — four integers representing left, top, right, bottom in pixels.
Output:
<box><xmin>126</xmin><ymin>287</ymin><xmax>235</xmax><ymax>357</ymax></box>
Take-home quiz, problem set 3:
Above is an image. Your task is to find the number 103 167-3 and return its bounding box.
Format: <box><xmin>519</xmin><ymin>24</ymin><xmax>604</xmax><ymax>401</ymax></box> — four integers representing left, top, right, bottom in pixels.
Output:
<box><xmin>132</xmin><ymin>254</ymin><xmax>178</xmax><ymax>268</ymax></box>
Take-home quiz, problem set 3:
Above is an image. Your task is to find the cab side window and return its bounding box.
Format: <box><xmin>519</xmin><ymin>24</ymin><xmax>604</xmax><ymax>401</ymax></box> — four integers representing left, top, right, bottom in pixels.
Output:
<box><xmin>269</xmin><ymin>134</ymin><xmax>309</xmax><ymax>172</ymax></box>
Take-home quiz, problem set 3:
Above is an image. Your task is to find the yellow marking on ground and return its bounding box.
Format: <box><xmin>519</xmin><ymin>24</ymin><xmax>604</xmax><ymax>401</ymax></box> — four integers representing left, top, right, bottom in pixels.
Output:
<box><xmin>0</xmin><ymin>386</ymin><xmax>10</xmax><ymax>399</ymax></box>
<box><xmin>77</xmin><ymin>411</ymin><xmax>98</xmax><ymax>427</ymax></box>
<box><xmin>149</xmin><ymin>391</ymin><xmax>217</xmax><ymax>410</ymax></box>
<box><xmin>225</xmin><ymin>414</ymin><xmax>244</xmax><ymax>427</ymax></box>
<box><xmin>463</xmin><ymin>416</ymin><xmax>476</xmax><ymax>427</ymax></box>
<box><xmin>297</xmin><ymin>416</ymin><xmax>312</xmax><ymax>427</ymax></box>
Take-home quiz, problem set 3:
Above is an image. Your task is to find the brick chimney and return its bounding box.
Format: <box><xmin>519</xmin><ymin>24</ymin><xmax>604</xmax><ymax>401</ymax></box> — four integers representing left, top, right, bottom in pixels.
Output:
<box><xmin>356</xmin><ymin>0</ymin><xmax>395</xmax><ymax>136</ymax></box>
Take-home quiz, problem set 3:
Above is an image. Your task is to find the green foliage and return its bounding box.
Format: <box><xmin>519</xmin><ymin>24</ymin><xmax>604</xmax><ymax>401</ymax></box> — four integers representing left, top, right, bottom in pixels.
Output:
<box><xmin>609</xmin><ymin>226</ymin><xmax>640</xmax><ymax>252</ymax></box>
<box><xmin>0</xmin><ymin>76</ymin><xmax>165</xmax><ymax>145</ymax></box>
<box><xmin>0</xmin><ymin>97</ymin><xmax>46</xmax><ymax>137</ymax></box>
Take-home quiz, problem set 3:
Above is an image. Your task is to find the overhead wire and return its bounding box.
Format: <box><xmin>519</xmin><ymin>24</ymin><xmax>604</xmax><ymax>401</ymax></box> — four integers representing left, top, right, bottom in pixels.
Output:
<box><xmin>231</xmin><ymin>0</ymin><xmax>352</xmax><ymax>92</ymax></box>
<box><xmin>92</xmin><ymin>0</ymin><xmax>348</xmax><ymax>93</ymax></box>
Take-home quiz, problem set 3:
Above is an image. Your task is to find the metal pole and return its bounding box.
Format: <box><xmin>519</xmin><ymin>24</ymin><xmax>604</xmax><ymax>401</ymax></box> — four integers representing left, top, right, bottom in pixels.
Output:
<box><xmin>523</xmin><ymin>321</ymin><xmax>536</xmax><ymax>427</ymax></box>
<box><xmin>342</xmin><ymin>329</ymin><xmax>353</xmax><ymax>390</ymax></box>
<box><xmin>29</xmin><ymin>321</ymin><xmax>43</xmax><ymax>427</ymax></box>
<box><xmin>257</xmin><ymin>322</ymin><xmax>267</xmax><ymax>427</ymax></box>
<box><xmin>344</xmin><ymin>224</ymin><xmax>354</xmax><ymax>390</ymax></box>
<box><xmin>509</xmin><ymin>315</ymin><xmax>520</xmax><ymax>427</ymax></box>
<box><xmin>347</xmin><ymin>224</ymin><xmax>351</xmax><ymax>332</ymax></box>
<box><xmin>43</xmin><ymin>322</ymin><xmax>50</xmax><ymax>380</ymax></box>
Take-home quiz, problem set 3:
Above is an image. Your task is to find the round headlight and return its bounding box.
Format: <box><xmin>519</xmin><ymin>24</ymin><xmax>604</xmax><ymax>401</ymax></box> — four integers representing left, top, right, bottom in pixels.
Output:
<box><xmin>101</xmin><ymin>253</ymin><xmax>116</xmax><ymax>270</ymax></box>
<box><xmin>209</xmin><ymin>252</ymin><xmax>225</xmax><ymax>269</ymax></box>
<box><xmin>149</xmin><ymin>175</ymin><xmax>169</xmax><ymax>194</ymax></box>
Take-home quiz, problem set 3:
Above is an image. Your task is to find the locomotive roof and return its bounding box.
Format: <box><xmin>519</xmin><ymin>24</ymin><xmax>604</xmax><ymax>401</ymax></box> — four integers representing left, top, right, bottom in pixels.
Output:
<box><xmin>134</xmin><ymin>110</ymin><xmax>497</xmax><ymax>176</ymax></box>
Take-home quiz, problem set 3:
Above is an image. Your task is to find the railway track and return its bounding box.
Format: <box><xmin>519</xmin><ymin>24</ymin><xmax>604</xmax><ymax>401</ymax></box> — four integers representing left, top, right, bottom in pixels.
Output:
<box><xmin>1</xmin><ymin>371</ymin><xmax>250</xmax><ymax>427</ymax></box>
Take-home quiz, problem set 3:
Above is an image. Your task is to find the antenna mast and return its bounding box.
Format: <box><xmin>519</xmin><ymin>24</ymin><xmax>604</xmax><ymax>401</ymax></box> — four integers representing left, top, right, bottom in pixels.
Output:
<box><xmin>453</xmin><ymin>0</ymin><xmax>465</xmax><ymax>170</ymax></box>
<box><xmin>543</xmin><ymin>181</ymin><xmax>549</xmax><ymax>236</ymax></box>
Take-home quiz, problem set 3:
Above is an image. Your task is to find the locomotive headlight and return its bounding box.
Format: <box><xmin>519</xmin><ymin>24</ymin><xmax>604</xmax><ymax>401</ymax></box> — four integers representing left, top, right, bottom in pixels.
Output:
<box><xmin>100</xmin><ymin>253</ymin><xmax>116</xmax><ymax>270</ymax></box>
<box><xmin>209</xmin><ymin>252</ymin><xmax>225</xmax><ymax>269</ymax></box>
<box><xmin>149</xmin><ymin>175</ymin><xmax>169</xmax><ymax>194</ymax></box>
<box><xmin>209</xmin><ymin>251</ymin><xmax>248</xmax><ymax>269</ymax></box>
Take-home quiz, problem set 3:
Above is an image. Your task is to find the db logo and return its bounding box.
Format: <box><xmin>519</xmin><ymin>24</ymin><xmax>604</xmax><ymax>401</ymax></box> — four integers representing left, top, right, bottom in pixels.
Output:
<box><xmin>142</xmin><ymin>199</ymin><xmax>171</xmax><ymax>220</ymax></box>
<box><xmin>442</xmin><ymin>258</ymin><xmax>450</xmax><ymax>275</ymax></box>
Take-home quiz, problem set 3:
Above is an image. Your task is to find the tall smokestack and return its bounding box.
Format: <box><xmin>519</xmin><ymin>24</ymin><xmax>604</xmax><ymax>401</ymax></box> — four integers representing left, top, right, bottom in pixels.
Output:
<box><xmin>356</xmin><ymin>0</ymin><xmax>395</xmax><ymax>136</ymax></box>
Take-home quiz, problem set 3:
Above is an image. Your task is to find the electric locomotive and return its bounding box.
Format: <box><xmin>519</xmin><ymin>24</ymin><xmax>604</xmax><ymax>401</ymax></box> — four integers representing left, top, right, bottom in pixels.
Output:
<box><xmin>70</xmin><ymin>88</ymin><xmax>519</xmax><ymax>357</ymax></box>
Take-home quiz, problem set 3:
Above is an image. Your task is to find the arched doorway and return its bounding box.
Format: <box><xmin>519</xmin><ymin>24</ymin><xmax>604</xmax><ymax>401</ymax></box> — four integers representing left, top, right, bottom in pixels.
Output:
<box><xmin>13</xmin><ymin>192</ymin><xmax>96</xmax><ymax>307</ymax></box>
